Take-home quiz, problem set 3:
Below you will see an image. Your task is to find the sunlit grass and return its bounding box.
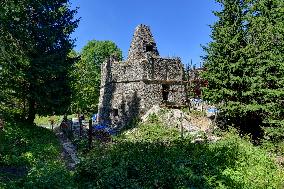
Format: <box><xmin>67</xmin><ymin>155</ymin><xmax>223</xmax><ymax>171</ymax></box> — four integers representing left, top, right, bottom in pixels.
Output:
<box><xmin>75</xmin><ymin>122</ymin><xmax>284</xmax><ymax>188</ymax></box>
<box><xmin>0</xmin><ymin>122</ymin><xmax>74</xmax><ymax>188</ymax></box>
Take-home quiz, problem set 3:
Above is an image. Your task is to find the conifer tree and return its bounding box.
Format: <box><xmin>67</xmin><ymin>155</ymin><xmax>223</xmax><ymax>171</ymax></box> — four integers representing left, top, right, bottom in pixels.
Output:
<box><xmin>203</xmin><ymin>0</ymin><xmax>284</xmax><ymax>140</ymax></box>
<box><xmin>0</xmin><ymin>0</ymin><xmax>79</xmax><ymax>123</ymax></box>
<box><xmin>244</xmin><ymin>0</ymin><xmax>284</xmax><ymax>140</ymax></box>
<box><xmin>202</xmin><ymin>0</ymin><xmax>247</xmax><ymax>126</ymax></box>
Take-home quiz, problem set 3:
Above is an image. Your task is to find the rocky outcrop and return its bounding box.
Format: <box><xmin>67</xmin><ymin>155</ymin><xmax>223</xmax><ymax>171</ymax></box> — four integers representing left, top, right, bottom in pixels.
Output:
<box><xmin>141</xmin><ymin>105</ymin><xmax>220</xmax><ymax>142</ymax></box>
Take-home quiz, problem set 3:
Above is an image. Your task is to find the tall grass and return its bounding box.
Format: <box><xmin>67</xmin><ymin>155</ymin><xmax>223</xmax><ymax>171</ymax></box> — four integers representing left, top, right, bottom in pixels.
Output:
<box><xmin>0</xmin><ymin>122</ymin><xmax>74</xmax><ymax>188</ymax></box>
<box><xmin>75</xmin><ymin>123</ymin><xmax>284</xmax><ymax>189</ymax></box>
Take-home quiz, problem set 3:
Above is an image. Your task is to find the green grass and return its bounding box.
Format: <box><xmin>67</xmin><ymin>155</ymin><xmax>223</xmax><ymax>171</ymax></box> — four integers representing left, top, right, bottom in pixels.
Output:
<box><xmin>1</xmin><ymin>118</ymin><xmax>283</xmax><ymax>188</ymax></box>
<box><xmin>75</xmin><ymin>122</ymin><xmax>284</xmax><ymax>189</ymax></box>
<box><xmin>34</xmin><ymin>115</ymin><xmax>63</xmax><ymax>128</ymax></box>
<box><xmin>34</xmin><ymin>114</ymin><xmax>77</xmax><ymax>128</ymax></box>
<box><xmin>0</xmin><ymin>121</ymin><xmax>75</xmax><ymax>188</ymax></box>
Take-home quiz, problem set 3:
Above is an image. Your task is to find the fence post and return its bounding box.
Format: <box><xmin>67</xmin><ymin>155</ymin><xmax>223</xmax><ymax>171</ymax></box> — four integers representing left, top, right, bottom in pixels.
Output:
<box><xmin>79</xmin><ymin>114</ymin><xmax>82</xmax><ymax>137</ymax></box>
<box><xmin>88</xmin><ymin>119</ymin><xmax>93</xmax><ymax>150</ymax></box>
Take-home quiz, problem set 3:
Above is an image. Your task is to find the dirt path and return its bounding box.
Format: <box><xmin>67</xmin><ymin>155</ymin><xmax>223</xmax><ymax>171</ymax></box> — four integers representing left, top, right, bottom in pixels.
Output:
<box><xmin>54</xmin><ymin>127</ymin><xmax>80</xmax><ymax>170</ymax></box>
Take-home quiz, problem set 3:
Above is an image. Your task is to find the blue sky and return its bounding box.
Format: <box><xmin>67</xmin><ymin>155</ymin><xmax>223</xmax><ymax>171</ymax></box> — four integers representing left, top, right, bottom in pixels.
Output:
<box><xmin>70</xmin><ymin>0</ymin><xmax>220</xmax><ymax>67</ymax></box>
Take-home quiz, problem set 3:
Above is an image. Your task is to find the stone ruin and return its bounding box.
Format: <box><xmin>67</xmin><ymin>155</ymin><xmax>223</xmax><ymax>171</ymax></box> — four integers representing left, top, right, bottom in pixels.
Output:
<box><xmin>98</xmin><ymin>24</ymin><xmax>187</xmax><ymax>127</ymax></box>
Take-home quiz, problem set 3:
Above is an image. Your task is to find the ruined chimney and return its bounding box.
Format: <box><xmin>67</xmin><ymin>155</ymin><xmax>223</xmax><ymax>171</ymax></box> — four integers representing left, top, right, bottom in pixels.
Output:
<box><xmin>127</xmin><ymin>24</ymin><xmax>159</xmax><ymax>61</ymax></box>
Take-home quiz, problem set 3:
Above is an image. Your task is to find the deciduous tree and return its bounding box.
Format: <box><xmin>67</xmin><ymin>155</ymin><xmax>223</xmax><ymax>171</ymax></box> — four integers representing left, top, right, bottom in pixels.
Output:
<box><xmin>71</xmin><ymin>40</ymin><xmax>122</xmax><ymax>114</ymax></box>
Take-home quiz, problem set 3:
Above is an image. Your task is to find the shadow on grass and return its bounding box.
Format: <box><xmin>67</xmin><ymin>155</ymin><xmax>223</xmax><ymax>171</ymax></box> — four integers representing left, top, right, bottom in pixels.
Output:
<box><xmin>75</xmin><ymin>138</ymin><xmax>245</xmax><ymax>189</ymax></box>
<box><xmin>0</xmin><ymin>121</ymin><xmax>74</xmax><ymax>188</ymax></box>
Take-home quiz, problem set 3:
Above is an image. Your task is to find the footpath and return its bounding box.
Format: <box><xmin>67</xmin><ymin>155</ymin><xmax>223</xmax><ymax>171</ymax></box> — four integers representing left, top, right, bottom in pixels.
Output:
<box><xmin>53</xmin><ymin>126</ymin><xmax>80</xmax><ymax>170</ymax></box>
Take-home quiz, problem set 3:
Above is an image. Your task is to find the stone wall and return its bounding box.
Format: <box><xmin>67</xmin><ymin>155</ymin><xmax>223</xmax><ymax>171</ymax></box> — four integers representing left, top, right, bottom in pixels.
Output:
<box><xmin>98</xmin><ymin>57</ymin><xmax>186</xmax><ymax>127</ymax></box>
<box><xmin>98</xmin><ymin>24</ymin><xmax>187</xmax><ymax>128</ymax></box>
<box><xmin>128</xmin><ymin>24</ymin><xmax>159</xmax><ymax>61</ymax></box>
<box><xmin>144</xmin><ymin>57</ymin><xmax>184</xmax><ymax>81</ymax></box>
<box><xmin>112</xmin><ymin>60</ymin><xmax>145</xmax><ymax>82</ymax></box>
<box><xmin>98</xmin><ymin>79</ymin><xmax>145</xmax><ymax>127</ymax></box>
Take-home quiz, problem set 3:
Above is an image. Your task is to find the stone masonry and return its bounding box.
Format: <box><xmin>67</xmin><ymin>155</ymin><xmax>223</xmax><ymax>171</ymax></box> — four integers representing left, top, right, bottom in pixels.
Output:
<box><xmin>98</xmin><ymin>24</ymin><xmax>187</xmax><ymax>127</ymax></box>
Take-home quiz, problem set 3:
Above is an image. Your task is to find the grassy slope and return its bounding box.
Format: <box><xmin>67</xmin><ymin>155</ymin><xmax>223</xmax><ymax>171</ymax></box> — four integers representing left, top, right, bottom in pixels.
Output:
<box><xmin>75</xmin><ymin>121</ymin><xmax>284</xmax><ymax>189</ymax></box>
<box><xmin>0</xmin><ymin>121</ymin><xmax>74</xmax><ymax>189</ymax></box>
<box><xmin>1</xmin><ymin>117</ymin><xmax>283</xmax><ymax>188</ymax></box>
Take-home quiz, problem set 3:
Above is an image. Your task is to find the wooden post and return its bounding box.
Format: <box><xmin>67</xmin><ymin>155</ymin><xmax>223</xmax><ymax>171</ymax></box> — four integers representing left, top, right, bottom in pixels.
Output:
<box><xmin>71</xmin><ymin>119</ymin><xmax>73</xmax><ymax>132</ymax></box>
<box><xmin>186</xmin><ymin>64</ymin><xmax>189</xmax><ymax>109</ymax></box>
<box><xmin>78</xmin><ymin>113</ymin><xmax>82</xmax><ymax>137</ymax></box>
<box><xmin>88</xmin><ymin>119</ymin><xmax>93</xmax><ymax>150</ymax></box>
<box><xmin>51</xmin><ymin>119</ymin><xmax>54</xmax><ymax>130</ymax></box>
<box><xmin>181</xmin><ymin>62</ymin><xmax>185</xmax><ymax>108</ymax></box>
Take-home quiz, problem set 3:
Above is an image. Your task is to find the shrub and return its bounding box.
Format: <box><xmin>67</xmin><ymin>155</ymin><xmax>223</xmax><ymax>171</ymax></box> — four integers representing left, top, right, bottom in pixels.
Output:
<box><xmin>75</xmin><ymin>123</ymin><xmax>284</xmax><ymax>188</ymax></box>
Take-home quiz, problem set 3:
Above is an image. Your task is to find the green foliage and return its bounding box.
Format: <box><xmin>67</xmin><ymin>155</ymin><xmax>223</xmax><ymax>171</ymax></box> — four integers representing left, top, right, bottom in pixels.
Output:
<box><xmin>70</xmin><ymin>40</ymin><xmax>122</xmax><ymax>114</ymax></box>
<box><xmin>118</xmin><ymin>122</ymin><xmax>181</xmax><ymax>142</ymax></box>
<box><xmin>2</xmin><ymin>119</ymin><xmax>283</xmax><ymax>188</ymax></box>
<box><xmin>23</xmin><ymin>161</ymin><xmax>74</xmax><ymax>189</ymax></box>
<box><xmin>75</xmin><ymin>123</ymin><xmax>284</xmax><ymax>188</ymax></box>
<box><xmin>0</xmin><ymin>121</ymin><xmax>75</xmax><ymax>188</ymax></box>
<box><xmin>261</xmin><ymin>136</ymin><xmax>284</xmax><ymax>158</ymax></box>
<box><xmin>202</xmin><ymin>0</ymin><xmax>284</xmax><ymax>140</ymax></box>
<box><xmin>190</xmin><ymin>109</ymin><xmax>207</xmax><ymax>117</ymax></box>
<box><xmin>147</xmin><ymin>113</ymin><xmax>161</xmax><ymax>124</ymax></box>
<box><xmin>0</xmin><ymin>0</ymin><xmax>79</xmax><ymax>123</ymax></box>
<box><xmin>243</xmin><ymin>0</ymin><xmax>284</xmax><ymax>141</ymax></box>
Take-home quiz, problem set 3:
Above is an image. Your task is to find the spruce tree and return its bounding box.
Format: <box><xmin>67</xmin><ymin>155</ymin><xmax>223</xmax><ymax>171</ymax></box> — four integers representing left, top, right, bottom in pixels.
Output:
<box><xmin>203</xmin><ymin>0</ymin><xmax>284</xmax><ymax>140</ymax></box>
<box><xmin>0</xmin><ymin>0</ymin><xmax>79</xmax><ymax>123</ymax></box>
<box><xmin>244</xmin><ymin>0</ymin><xmax>284</xmax><ymax>141</ymax></box>
<box><xmin>202</xmin><ymin>0</ymin><xmax>248</xmax><ymax>128</ymax></box>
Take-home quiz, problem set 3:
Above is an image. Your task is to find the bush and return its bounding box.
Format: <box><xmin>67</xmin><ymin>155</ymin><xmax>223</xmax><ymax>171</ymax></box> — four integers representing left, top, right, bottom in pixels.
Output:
<box><xmin>0</xmin><ymin>121</ymin><xmax>75</xmax><ymax>188</ymax></box>
<box><xmin>23</xmin><ymin>161</ymin><xmax>74</xmax><ymax>189</ymax></box>
<box><xmin>75</xmin><ymin>123</ymin><xmax>284</xmax><ymax>188</ymax></box>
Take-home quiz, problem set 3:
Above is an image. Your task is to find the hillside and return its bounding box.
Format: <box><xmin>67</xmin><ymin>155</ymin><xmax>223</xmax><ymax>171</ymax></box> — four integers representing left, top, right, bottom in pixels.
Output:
<box><xmin>1</xmin><ymin>111</ymin><xmax>284</xmax><ymax>188</ymax></box>
<box><xmin>75</xmin><ymin>112</ymin><xmax>284</xmax><ymax>188</ymax></box>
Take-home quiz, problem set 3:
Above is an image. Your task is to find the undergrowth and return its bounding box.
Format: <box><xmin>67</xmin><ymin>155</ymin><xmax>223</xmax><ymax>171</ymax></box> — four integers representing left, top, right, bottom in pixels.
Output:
<box><xmin>1</xmin><ymin>117</ymin><xmax>283</xmax><ymax>188</ymax></box>
<box><xmin>0</xmin><ymin>122</ymin><xmax>74</xmax><ymax>188</ymax></box>
<box><xmin>75</xmin><ymin>122</ymin><xmax>284</xmax><ymax>189</ymax></box>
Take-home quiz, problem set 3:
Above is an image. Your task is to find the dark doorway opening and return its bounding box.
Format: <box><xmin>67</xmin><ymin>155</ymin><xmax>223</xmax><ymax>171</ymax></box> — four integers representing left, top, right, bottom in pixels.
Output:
<box><xmin>162</xmin><ymin>84</ymin><xmax>170</xmax><ymax>102</ymax></box>
<box><xmin>146</xmin><ymin>44</ymin><xmax>154</xmax><ymax>52</ymax></box>
<box><xmin>113</xmin><ymin>109</ymin><xmax>119</xmax><ymax>117</ymax></box>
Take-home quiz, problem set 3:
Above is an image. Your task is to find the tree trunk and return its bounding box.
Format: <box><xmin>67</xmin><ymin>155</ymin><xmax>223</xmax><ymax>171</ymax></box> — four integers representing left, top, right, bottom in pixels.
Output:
<box><xmin>26</xmin><ymin>98</ymin><xmax>36</xmax><ymax>124</ymax></box>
